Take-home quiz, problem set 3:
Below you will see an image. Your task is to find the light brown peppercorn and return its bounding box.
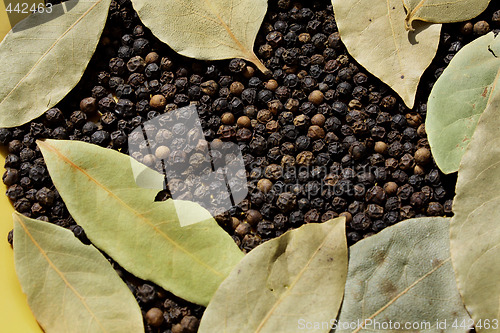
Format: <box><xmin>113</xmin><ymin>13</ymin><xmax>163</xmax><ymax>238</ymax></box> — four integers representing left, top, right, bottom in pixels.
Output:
<box><xmin>265</xmin><ymin>79</ymin><xmax>278</xmax><ymax>91</ymax></box>
<box><xmin>384</xmin><ymin>181</ymin><xmax>398</xmax><ymax>196</ymax></box>
<box><xmin>296</xmin><ymin>151</ymin><xmax>314</xmax><ymax>166</ymax></box>
<box><xmin>145</xmin><ymin>52</ymin><xmax>160</xmax><ymax>64</ymax></box>
<box><xmin>230</xmin><ymin>81</ymin><xmax>244</xmax><ymax>95</ymax></box>
<box><xmin>414</xmin><ymin>147</ymin><xmax>431</xmax><ymax>165</ymax></box>
<box><xmin>243</xmin><ymin>66</ymin><xmax>255</xmax><ymax>79</ymax></box>
<box><xmin>221</xmin><ymin>112</ymin><xmax>235</xmax><ymax>125</ymax></box>
<box><xmin>460</xmin><ymin>21</ymin><xmax>473</xmax><ymax>35</ymax></box>
<box><xmin>266</xmin><ymin>120</ymin><xmax>280</xmax><ymax>132</ymax></box>
<box><xmin>200</xmin><ymin>80</ymin><xmax>218</xmax><ymax>96</ymax></box>
<box><xmin>155</xmin><ymin>146</ymin><xmax>170</xmax><ymax>160</ymax></box>
<box><xmin>257</xmin><ymin>178</ymin><xmax>273</xmax><ymax>193</ymax></box>
<box><xmin>308</xmin><ymin>90</ymin><xmax>324</xmax><ymax>105</ymax></box>
<box><xmin>417</xmin><ymin>123</ymin><xmax>426</xmax><ymax>137</ymax></box>
<box><xmin>311</xmin><ymin>114</ymin><xmax>326</xmax><ymax>126</ymax></box>
<box><xmin>145</xmin><ymin>308</ymin><xmax>164</xmax><ymax>327</ymax></box>
<box><xmin>374</xmin><ymin>141</ymin><xmax>388</xmax><ymax>154</ymax></box>
<box><xmin>281</xmin><ymin>155</ymin><xmax>296</xmax><ymax>167</ymax></box>
<box><xmin>339</xmin><ymin>211</ymin><xmax>352</xmax><ymax>224</ymax></box>
<box><xmin>293</xmin><ymin>114</ymin><xmax>310</xmax><ymax>128</ymax></box>
<box><xmin>298</xmin><ymin>32</ymin><xmax>311</xmax><ymax>43</ymax></box>
<box><xmin>307</xmin><ymin>125</ymin><xmax>325</xmax><ymax>139</ymax></box>
<box><xmin>267</xmin><ymin>99</ymin><xmax>283</xmax><ymax>115</ymax></box>
<box><xmin>246</xmin><ymin>209</ymin><xmax>263</xmax><ymax>226</ymax></box>
<box><xmin>257</xmin><ymin>109</ymin><xmax>273</xmax><ymax>123</ymax></box>
<box><xmin>79</xmin><ymin>97</ymin><xmax>97</xmax><ymax>114</ymax></box>
<box><xmin>473</xmin><ymin>20</ymin><xmax>490</xmax><ymax>35</ymax></box>
<box><xmin>237</xmin><ymin>116</ymin><xmax>251</xmax><ymax>128</ymax></box>
<box><xmin>348</xmin><ymin>99</ymin><xmax>362</xmax><ymax>110</ymax></box>
<box><xmin>150</xmin><ymin>94</ymin><xmax>166</xmax><ymax>109</ymax></box>
<box><xmin>235</xmin><ymin>222</ymin><xmax>251</xmax><ymax>237</ymax></box>
<box><xmin>414</xmin><ymin>164</ymin><xmax>425</xmax><ymax>175</ymax></box>
<box><xmin>406</xmin><ymin>112</ymin><xmax>422</xmax><ymax>127</ymax></box>
<box><xmin>232</xmin><ymin>217</ymin><xmax>241</xmax><ymax>230</ymax></box>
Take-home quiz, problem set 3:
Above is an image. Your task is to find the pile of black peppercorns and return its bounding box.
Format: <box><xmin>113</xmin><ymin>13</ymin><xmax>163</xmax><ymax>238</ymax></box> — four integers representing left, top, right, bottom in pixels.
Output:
<box><xmin>2</xmin><ymin>0</ymin><xmax>499</xmax><ymax>331</ymax></box>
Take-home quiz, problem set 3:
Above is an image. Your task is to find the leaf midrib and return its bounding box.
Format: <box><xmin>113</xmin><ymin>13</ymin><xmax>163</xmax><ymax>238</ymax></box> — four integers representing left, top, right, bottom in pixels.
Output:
<box><xmin>38</xmin><ymin>140</ymin><xmax>225</xmax><ymax>279</ymax></box>
<box><xmin>0</xmin><ymin>0</ymin><xmax>103</xmax><ymax>107</ymax></box>
<box><xmin>15</xmin><ymin>214</ymin><xmax>108</xmax><ymax>333</ymax></box>
<box><xmin>254</xmin><ymin>225</ymin><xmax>342</xmax><ymax>333</ymax></box>
<box><xmin>352</xmin><ymin>257</ymin><xmax>450</xmax><ymax>333</ymax></box>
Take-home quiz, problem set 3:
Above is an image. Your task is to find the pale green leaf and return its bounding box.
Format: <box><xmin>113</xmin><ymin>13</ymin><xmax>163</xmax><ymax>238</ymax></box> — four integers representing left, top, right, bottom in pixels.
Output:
<box><xmin>0</xmin><ymin>0</ymin><xmax>111</xmax><ymax>128</ymax></box>
<box><xmin>426</xmin><ymin>32</ymin><xmax>500</xmax><ymax>174</ymax></box>
<box><xmin>13</xmin><ymin>212</ymin><xmax>143</xmax><ymax>333</ymax></box>
<box><xmin>130</xmin><ymin>0</ymin><xmax>269</xmax><ymax>73</ymax></box>
<box><xmin>332</xmin><ymin>0</ymin><xmax>441</xmax><ymax>109</ymax></box>
<box><xmin>199</xmin><ymin>218</ymin><xmax>348</xmax><ymax>333</ymax></box>
<box><xmin>37</xmin><ymin>139</ymin><xmax>244</xmax><ymax>306</ymax></box>
<box><xmin>403</xmin><ymin>0</ymin><xmax>491</xmax><ymax>31</ymax></box>
<box><xmin>451</xmin><ymin>92</ymin><xmax>500</xmax><ymax>333</ymax></box>
<box><xmin>336</xmin><ymin>217</ymin><xmax>470</xmax><ymax>333</ymax></box>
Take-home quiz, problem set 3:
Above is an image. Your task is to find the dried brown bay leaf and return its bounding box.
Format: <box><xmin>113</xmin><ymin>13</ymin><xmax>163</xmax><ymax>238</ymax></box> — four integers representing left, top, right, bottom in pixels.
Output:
<box><xmin>332</xmin><ymin>0</ymin><xmax>441</xmax><ymax>109</ymax></box>
<box><xmin>37</xmin><ymin>139</ymin><xmax>244</xmax><ymax>306</ymax></box>
<box><xmin>130</xmin><ymin>0</ymin><xmax>269</xmax><ymax>73</ymax></box>
<box><xmin>335</xmin><ymin>217</ymin><xmax>470</xmax><ymax>333</ymax></box>
<box><xmin>13</xmin><ymin>212</ymin><xmax>143</xmax><ymax>333</ymax></box>
<box><xmin>427</xmin><ymin>32</ymin><xmax>500</xmax><ymax>174</ymax></box>
<box><xmin>0</xmin><ymin>0</ymin><xmax>111</xmax><ymax>128</ymax></box>
<box><xmin>451</xmin><ymin>92</ymin><xmax>500</xmax><ymax>333</ymax></box>
<box><xmin>404</xmin><ymin>0</ymin><xmax>491</xmax><ymax>31</ymax></box>
<box><xmin>199</xmin><ymin>218</ymin><xmax>347</xmax><ymax>333</ymax></box>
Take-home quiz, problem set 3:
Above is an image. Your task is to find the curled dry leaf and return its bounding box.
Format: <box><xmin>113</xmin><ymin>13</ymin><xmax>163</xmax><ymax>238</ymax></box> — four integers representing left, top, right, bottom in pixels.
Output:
<box><xmin>403</xmin><ymin>0</ymin><xmax>491</xmax><ymax>31</ymax></box>
<box><xmin>332</xmin><ymin>0</ymin><xmax>441</xmax><ymax>109</ymax></box>
<box><xmin>13</xmin><ymin>212</ymin><xmax>143</xmax><ymax>333</ymax></box>
<box><xmin>130</xmin><ymin>0</ymin><xmax>269</xmax><ymax>73</ymax></box>
<box><xmin>37</xmin><ymin>139</ymin><xmax>244</xmax><ymax>306</ymax></box>
<box><xmin>427</xmin><ymin>32</ymin><xmax>500</xmax><ymax>174</ymax></box>
<box><xmin>451</xmin><ymin>92</ymin><xmax>500</xmax><ymax>333</ymax></box>
<box><xmin>199</xmin><ymin>218</ymin><xmax>348</xmax><ymax>333</ymax></box>
<box><xmin>0</xmin><ymin>0</ymin><xmax>111</xmax><ymax>128</ymax></box>
<box><xmin>336</xmin><ymin>217</ymin><xmax>470</xmax><ymax>333</ymax></box>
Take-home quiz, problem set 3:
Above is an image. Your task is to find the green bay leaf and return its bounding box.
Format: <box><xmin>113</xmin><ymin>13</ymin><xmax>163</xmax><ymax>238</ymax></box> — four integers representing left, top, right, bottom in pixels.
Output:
<box><xmin>332</xmin><ymin>0</ymin><xmax>441</xmax><ymax>109</ymax></box>
<box><xmin>451</xmin><ymin>92</ymin><xmax>500</xmax><ymax>333</ymax></box>
<box><xmin>199</xmin><ymin>218</ymin><xmax>347</xmax><ymax>333</ymax></box>
<box><xmin>37</xmin><ymin>139</ymin><xmax>244</xmax><ymax>306</ymax></box>
<box><xmin>130</xmin><ymin>0</ymin><xmax>269</xmax><ymax>73</ymax></box>
<box><xmin>13</xmin><ymin>212</ymin><xmax>143</xmax><ymax>333</ymax></box>
<box><xmin>336</xmin><ymin>217</ymin><xmax>470</xmax><ymax>333</ymax></box>
<box><xmin>0</xmin><ymin>0</ymin><xmax>111</xmax><ymax>128</ymax></box>
<box><xmin>403</xmin><ymin>0</ymin><xmax>491</xmax><ymax>31</ymax></box>
<box><xmin>426</xmin><ymin>32</ymin><xmax>500</xmax><ymax>174</ymax></box>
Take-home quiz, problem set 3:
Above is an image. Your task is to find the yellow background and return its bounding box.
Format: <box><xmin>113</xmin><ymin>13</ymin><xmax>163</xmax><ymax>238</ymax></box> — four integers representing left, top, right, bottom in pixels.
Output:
<box><xmin>1</xmin><ymin>2</ymin><xmax>44</xmax><ymax>331</ymax></box>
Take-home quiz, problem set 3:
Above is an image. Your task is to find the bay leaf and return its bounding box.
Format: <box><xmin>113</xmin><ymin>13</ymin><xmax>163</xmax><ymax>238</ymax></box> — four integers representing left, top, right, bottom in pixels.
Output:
<box><xmin>198</xmin><ymin>217</ymin><xmax>348</xmax><ymax>333</ymax></box>
<box><xmin>130</xmin><ymin>0</ymin><xmax>269</xmax><ymax>73</ymax></box>
<box><xmin>13</xmin><ymin>212</ymin><xmax>143</xmax><ymax>333</ymax></box>
<box><xmin>0</xmin><ymin>0</ymin><xmax>110</xmax><ymax>128</ymax></box>
<box><xmin>403</xmin><ymin>0</ymin><xmax>491</xmax><ymax>31</ymax></box>
<box><xmin>37</xmin><ymin>139</ymin><xmax>244</xmax><ymax>306</ymax></box>
<box><xmin>332</xmin><ymin>0</ymin><xmax>441</xmax><ymax>109</ymax></box>
<box><xmin>335</xmin><ymin>217</ymin><xmax>470</xmax><ymax>333</ymax></box>
<box><xmin>450</xmin><ymin>92</ymin><xmax>500</xmax><ymax>333</ymax></box>
<box><xmin>426</xmin><ymin>32</ymin><xmax>500</xmax><ymax>174</ymax></box>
